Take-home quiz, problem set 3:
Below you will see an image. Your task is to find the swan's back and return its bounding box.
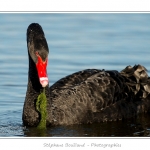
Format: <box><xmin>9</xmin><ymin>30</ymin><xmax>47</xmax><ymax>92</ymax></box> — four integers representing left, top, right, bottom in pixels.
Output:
<box><xmin>49</xmin><ymin>65</ymin><xmax>150</xmax><ymax>125</ymax></box>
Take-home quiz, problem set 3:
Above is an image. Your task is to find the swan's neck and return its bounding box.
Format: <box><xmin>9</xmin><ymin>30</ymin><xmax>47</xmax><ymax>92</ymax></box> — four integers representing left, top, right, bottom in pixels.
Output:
<box><xmin>28</xmin><ymin>56</ymin><xmax>42</xmax><ymax>93</ymax></box>
<box><xmin>23</xmin><ymin>55</ymin><xmax>51</xmax><ymax>127</ymax></box>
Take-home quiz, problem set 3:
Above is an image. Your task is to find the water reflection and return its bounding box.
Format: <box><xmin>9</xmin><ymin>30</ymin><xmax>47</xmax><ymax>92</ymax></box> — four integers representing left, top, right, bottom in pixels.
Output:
<box><xmin>22</xmin><ymin>113</ymin><xmax>150</xmax><ymax>137</ymax></box>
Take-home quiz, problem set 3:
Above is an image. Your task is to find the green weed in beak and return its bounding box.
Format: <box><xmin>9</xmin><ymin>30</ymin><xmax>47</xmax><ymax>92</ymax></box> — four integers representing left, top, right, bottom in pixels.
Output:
<box><xmin>36</xmin><ymin>88</ymin><xmax>47</xmax><ymax>129</ymax></box>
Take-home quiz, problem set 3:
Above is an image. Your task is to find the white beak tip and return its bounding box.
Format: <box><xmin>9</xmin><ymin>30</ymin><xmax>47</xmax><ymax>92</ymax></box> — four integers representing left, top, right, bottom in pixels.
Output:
<box><xmin>40</xmin><ymin>77</ymin><xmax>49</xmax><ymax>87</ymax></box>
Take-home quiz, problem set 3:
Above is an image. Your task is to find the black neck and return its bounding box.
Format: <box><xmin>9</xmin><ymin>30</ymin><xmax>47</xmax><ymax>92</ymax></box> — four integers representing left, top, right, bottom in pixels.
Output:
<box><xmin>23</xmin><ymin>54</ymin><xmax>51</xmax><ymax>127</ymax></box>
<box><xmin>28</xmin><ymin>54</ymin><xmax>42</xmax><ymax>93</ymax></box>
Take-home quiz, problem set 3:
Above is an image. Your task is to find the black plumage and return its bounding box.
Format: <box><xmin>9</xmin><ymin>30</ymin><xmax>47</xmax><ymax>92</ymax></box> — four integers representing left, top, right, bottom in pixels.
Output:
<box><xmin>22</xmin><ymin>23</ymin><xmax>150</xmax><ymax>127</ymax></box>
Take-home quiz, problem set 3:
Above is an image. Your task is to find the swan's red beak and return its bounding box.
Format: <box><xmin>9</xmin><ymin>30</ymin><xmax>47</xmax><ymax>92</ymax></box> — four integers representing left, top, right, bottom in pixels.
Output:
<box><xmin>36</xmin><ymin>53</ymin><xmax>49</xmax><ymax>87</ymax></box>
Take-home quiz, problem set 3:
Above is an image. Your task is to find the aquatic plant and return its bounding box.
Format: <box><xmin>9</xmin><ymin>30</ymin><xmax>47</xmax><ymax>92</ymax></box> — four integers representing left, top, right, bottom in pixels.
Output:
<box><xmin>36</xmin><ymin>88</ymin><xmax>47</xmax><ymax>129</ymax></box>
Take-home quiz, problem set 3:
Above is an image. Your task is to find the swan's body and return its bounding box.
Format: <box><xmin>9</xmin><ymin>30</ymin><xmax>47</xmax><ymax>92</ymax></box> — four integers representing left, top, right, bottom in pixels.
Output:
<box><xmin>22</xmin><ymin>23</ymin><xmax>150</xmax><ymax>127</ymax></box>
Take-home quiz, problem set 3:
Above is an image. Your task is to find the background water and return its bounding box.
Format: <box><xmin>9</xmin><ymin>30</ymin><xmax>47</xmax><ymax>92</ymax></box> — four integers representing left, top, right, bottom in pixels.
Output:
<box><xmin>0</xmin><ymin>13</ymin><xmax>150</xmax><ymax>137</ymax></box>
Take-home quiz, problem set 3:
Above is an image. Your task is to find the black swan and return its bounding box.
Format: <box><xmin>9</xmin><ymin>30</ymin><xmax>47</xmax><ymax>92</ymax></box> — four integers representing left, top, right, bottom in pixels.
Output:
<box><xmin>23</xmin><ymin>23</ymin><xmax>150</xmax><ymax>127</ymax></box>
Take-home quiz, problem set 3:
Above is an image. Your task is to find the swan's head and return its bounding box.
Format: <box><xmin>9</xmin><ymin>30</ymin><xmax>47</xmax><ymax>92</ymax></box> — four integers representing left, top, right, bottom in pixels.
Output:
<box><xmin>27</xmin><ymin>23</ymin><xmax>49</xmax><ymax>87</ymax></box>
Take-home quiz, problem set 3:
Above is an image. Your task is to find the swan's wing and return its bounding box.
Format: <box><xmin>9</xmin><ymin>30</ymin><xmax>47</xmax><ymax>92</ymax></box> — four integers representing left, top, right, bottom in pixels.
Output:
<box><xmin>49</xmin><ymin>65</ymin><xmax>150</xmax><ymax>125</ymax></box>
<box><xmin>49</xmin><ymin>69</ymin><xmax>131</xmax><ymax>124</ymax></box>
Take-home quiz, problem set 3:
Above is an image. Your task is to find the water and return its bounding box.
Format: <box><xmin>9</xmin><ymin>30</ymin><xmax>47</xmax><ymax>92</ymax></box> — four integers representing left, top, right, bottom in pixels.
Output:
<box><xmin>0</xmin><ymin>13</ymin><xmax>150</xmax><ymax>137</ymax></box>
